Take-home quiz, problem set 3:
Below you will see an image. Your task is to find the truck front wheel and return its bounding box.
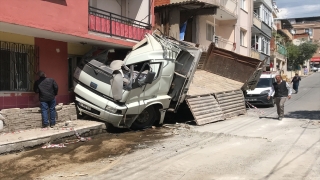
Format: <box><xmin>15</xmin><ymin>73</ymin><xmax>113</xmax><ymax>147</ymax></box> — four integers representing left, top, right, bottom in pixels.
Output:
<box><xmin>131</xmin><ymin>106</ymin><xmax>157</xmax><ymax>130</ymax></box>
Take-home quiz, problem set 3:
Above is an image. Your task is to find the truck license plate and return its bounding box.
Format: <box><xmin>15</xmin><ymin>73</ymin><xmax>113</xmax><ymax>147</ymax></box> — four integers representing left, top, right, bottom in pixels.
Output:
<box><xmin>78</xmin><ymin>102</ymin><xmax>91</xmax><ymax>111</ymax></box>
<box><xmin>246</xmin><ymin>99</ymin><xmax>257</xmax><ymax>101</ymax></box>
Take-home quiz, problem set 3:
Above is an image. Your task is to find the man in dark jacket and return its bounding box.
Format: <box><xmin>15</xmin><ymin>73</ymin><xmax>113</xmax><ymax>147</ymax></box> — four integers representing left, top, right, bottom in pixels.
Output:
<box><xmin>291</xmin><ymin>73</ymin><xmax>301</xmax><ymax>94</ymax></box>
<box><xmin>267</xmin><ymin>75</ymin><xmax>292</xmax><ymax>120</ymax></box>
<box><xmin>34</xmin><ymin>71</ymin><xmax>58</xmax><ymax>128</ymax></box>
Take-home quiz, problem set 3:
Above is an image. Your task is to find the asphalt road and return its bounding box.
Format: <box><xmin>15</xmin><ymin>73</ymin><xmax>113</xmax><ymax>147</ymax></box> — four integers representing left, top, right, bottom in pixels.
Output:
<box><xmin>76</xmin><ymin>72</ymin><xmax>320</xmax><ymax>180</ymax></box>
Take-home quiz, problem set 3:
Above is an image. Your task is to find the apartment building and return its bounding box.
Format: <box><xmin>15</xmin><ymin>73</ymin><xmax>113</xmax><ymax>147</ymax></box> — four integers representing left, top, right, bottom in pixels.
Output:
<box><xmin>154</xmin><ymin>0</ymin><xmax>253</xmax><ymax>57</ymax></box>
<box><xmin>269</xmin><ymin>0</ymin><xmax>287</xmax><ymax>74</ymax></box>
<box><xmin>288</xmin><ymin>16</ymin><xmax>320</xmax><ymax>68</ymax></box>
<box><xmin>0</xmin><ymin>0</ymin><xmax>153</xmax><ymax>110</ymax></box>
<box><xmin>251</xmin><ymin>0</ymin><xmax>273</xmax><ymax>68</ymax></box>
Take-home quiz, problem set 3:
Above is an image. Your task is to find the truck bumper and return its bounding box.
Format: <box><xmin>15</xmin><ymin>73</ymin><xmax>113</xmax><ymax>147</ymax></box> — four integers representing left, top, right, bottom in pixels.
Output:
<box><xmin>75</xmin><ymin>96</ymin><xmax>125</xmax><ymax>128</ymax></box>
<box><xmin>245</xmin><ymin>94</ymin><xmax>273</xmax><ymax>105</ymax></box>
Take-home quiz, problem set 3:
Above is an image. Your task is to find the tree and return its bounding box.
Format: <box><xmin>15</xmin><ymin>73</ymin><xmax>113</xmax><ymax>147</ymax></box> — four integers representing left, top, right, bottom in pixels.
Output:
<box><xmin>286</xmin><ymin>42</ymin><xmax>319</xmax><ymax>70</ymax></box>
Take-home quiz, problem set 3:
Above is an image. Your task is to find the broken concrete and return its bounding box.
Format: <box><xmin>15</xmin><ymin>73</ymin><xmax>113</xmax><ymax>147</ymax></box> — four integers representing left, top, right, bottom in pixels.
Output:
<box><xmin>0</xmin><ymin>120</ymin><xmax>106</xmax><ymax>154</ymax></box>
<box><xmin>0</xmin><ymin>103</ymin><xmax>77</xmax><ymax>132</ymax></box>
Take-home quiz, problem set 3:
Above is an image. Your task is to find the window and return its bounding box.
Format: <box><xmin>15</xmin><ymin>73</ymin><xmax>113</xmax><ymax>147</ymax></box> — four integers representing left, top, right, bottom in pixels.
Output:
<box><xmin>240</xmin><ymin>30</ymin><xmax>246</xmax><ymax>46</ymax></box>
<box><xmin>132</xmin><ymin>61</ymin><xmax>161</xmax><ymax>89</ymax></box>
<box><xmin>305</xmin><ymin>29</ymin><xmax>309</xmax><ymax>33</ymax></box>
<box><xmin>241</xmin><ymin>0</ymin><xmax>246</xmax><ymax>10</ymax></box>
<box><xmin>261</xmin><ymin>5</ymin><xmax>271</xmax><ymax>27</ymax></box>
<box><xmin>206</xmin><ymin>23</ymin><xmax>215</xmax><ymax>41</ymax></box>
<box><xmin>0</xmin><ymin>41</ymin><xmax>39</xmax><ymax>91</ymax></box>
<box><xmin>261</xmin><ymin>36</ymin><xmax>270</xmax><ymax>55</ymax></box>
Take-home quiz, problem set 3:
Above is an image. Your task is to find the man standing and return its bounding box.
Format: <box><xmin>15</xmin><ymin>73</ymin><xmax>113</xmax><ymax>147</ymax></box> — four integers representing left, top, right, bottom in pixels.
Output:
<box><xmin>267</xmin><ymin>75</ymin><xmax>292</xmax><ymax>120</ymax></box>
<box><xmin>34</xmin><ymin>71</ymin><xmax>58</xmax><ymax>128</ymax></box>
<box><xmin>304</xmin><ymin>67</ymin><xmax>308</xmax><ymax>75</ymax></box>
<box><xmin>291</xmin><ymin>73</ymin><xmax>301</xmax><ymax>94</ymax></box>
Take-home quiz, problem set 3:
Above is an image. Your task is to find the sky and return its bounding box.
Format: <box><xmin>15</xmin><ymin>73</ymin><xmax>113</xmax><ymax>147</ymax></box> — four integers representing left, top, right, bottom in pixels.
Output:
<box><xmin>276</xmin><ymin>0</ymin><xmax>320</xmax><ymax>19</ymax></box>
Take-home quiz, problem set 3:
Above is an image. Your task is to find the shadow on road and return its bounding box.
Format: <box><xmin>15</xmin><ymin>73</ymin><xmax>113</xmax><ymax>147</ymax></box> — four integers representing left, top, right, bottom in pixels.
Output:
<box><xmin>284</xmin><ymin>110</ymin><xmax>320</xmax><ymax>120</ymax></box>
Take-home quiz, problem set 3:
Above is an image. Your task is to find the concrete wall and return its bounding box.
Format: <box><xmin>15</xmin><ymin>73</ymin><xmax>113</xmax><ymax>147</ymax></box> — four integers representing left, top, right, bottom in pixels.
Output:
<box><xmin>155</xmin><ymin>0</ymin><xmax>170</xmax><ymax>6</ymax></box>
<box><xmin>128</xmin><ymin>0</ymin><xmax>150</xmax><ymax>24</ymax></box>
<box><xmin>237</xmin><ymin>1</ymin><xmax>252</xmax><ymax>56</ymax></box>
<box><xmin>0</xmin><ymin>0</ymin><xmax>88</xmax><ymax>37</ymax></box>
<box><xmin>67</xmin><ymin>43</ymin><xmax>92</xmax><ymax>55</ymax></box>
<box><xmin>35</xmin><ymin>38</ymin><xmax>69</xmax><ymax>104</ymax></box>
<box><xmin>0</xmin><ymin>31</ymin><xmax>34</xmax><ymax>45</ymax></box>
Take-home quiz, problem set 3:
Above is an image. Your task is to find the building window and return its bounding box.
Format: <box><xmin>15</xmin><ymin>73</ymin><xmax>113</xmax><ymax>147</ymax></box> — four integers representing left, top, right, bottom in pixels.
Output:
<box><xmin>206</xmin><ymin>23</ymin><xmax>215</xmax><ymax>41</ymax></box>
<box><xmin>261</xmin><ymin>5</ymin><xmax>271</xmax><ymax>27</ymax></box>
<box><xmin>240</xmin><ymin>30</ymin><xmax>246</xmax><ymax>46</ymax></box>
<box><xmin>261</xmin><ymin>37</ymin><xmax>270</xmax><ymax>55</ymax></box>
<box><xmin>0</xmin><ymin>41</ymin><xmax>39</xmax><ymax>91</ymax></box>
<box><xmin>241</xmin><ymin>0</ymin><xmax>246</xmax><ymax>10</ymax></box>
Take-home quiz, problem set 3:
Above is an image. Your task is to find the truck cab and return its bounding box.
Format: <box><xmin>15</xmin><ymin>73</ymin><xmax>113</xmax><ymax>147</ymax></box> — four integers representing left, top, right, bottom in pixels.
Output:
<box><xmin>73</xmin><ymin>33</ymin><xmax>202</xmax><ymax>129</ymax></box>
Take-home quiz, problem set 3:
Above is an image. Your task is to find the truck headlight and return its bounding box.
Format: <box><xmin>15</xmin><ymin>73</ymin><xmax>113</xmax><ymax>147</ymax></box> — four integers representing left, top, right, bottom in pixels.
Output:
<box><xmin>260</xmin><ymin>90</ymin><xmax>270</xmax><ymax>95</ymax></box>
<box><xmin>105</xmin><ymin>105</ymin><xmax>117</xmax><ymax>113</ymax></box>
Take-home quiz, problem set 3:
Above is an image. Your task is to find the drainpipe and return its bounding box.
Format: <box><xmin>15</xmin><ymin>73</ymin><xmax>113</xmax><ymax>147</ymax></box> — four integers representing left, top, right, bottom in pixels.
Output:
<box><xmin>148</xmin><ymin>0</ymin><xmax>151</xmax><ymax>26</ymax></box>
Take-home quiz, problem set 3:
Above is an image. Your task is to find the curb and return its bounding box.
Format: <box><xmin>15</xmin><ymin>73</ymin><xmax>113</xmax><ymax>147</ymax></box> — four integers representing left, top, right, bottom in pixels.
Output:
<box><xmin>0</xmin><ymin>122</ymin><xmax>106</xmax><ymax>154</ymax></box>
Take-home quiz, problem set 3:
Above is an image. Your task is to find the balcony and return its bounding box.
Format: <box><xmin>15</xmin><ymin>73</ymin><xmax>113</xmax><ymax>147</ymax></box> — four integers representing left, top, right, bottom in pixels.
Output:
<box><xmin>219</xmin><ymin>0</ymin><xmax>238</xmax><ymax>17</ymax></box>
<box><xmin>88</xmin><ymin>7</ymin><xmax>151</xmax><ymax>41</ymax></box>
<box><xmin>251</xmin><ymin>49</ymin><xmax>260</xmax><ymax>59</ymax></box>
<box><xmin>214</xmin><ymin>36</ymin><xmax>234</xmax><ymax>51</ymax></box>
<box><xmin>272</xmin><ymin>51</ymin><xmax>286</xmax><ymax>61</ymax></box>
<box><xmin>253</xmin><ymin>12</ymin><xmax>262</xmax><ymax>29</ymax></box>
<box><xmin>278</xmin><ymin>29</ymin><xmax>293</xmax><ymax>40</ymax></box>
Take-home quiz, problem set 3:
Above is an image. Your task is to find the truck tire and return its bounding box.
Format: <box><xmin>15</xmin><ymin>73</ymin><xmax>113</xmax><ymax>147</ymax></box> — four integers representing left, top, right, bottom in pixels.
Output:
<box><xmin>131</xmin><ymin>106</ymin><xmax>157</xmax><ymax>130</ymax></box>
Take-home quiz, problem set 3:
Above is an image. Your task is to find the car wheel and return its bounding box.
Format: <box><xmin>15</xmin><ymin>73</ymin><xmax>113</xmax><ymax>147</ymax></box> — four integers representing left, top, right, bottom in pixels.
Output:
<box><xmin>131</xmin><ymin>106</ymin><xmax>157</xmax><ymax>130</ymax></box>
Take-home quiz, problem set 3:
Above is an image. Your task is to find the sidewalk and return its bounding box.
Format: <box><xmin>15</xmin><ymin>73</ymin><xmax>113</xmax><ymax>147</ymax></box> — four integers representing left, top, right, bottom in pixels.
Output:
<box><xmin>0</xmin><ymin>120</ymin><xmax>106</xmax><ymax>154</ymax></box>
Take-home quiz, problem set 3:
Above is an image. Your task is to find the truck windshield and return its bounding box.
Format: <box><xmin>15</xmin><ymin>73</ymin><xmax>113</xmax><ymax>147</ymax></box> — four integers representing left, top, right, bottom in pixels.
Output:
<box><xmin>256</xmin><ymin>78</ymin><xmax>272</xmax><ymax>88</ymax></box>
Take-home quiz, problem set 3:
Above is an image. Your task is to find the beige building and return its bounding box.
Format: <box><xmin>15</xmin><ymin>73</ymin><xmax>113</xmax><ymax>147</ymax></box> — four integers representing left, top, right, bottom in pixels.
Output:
<box><xmin>288</xmin><ymin>16</ymin><xmax>320</xmax><ymax>68</ymax></box>
<box><xmin>154</xmin><ymin>0</ymin><xmax>254</xmax><ymax>57</ymax></box>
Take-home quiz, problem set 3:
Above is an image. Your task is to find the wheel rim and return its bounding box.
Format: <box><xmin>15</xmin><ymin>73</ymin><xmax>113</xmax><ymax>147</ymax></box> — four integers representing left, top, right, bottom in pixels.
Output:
<box><xmin>136</xmin><ymin>109</ymin><xmax>150</xmax><ymax>124</ymax></box>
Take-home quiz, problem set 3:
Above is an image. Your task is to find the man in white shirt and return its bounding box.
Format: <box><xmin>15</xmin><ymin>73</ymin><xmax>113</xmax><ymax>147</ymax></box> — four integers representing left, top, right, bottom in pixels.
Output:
<box><xmin>267</xmin><ymin>75</ymin><xmax>292</xmax><ymax>120</ymax></box>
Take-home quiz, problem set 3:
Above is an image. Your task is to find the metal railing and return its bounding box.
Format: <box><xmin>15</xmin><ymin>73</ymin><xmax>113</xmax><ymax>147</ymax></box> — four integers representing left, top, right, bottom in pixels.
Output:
<box><xmin>88</xmin><ymin>6</ymin><xmax>152</xmax><ymax>41</ymax></box>
<box><xmin>0</xmin><ymin>41</ymin><xmax>39</xmax><ymax>91</ymax></box>
<box><xmin>214</xmin><ymin>35</ymin><xmax>235</xmax><ymax>51</ymax></box>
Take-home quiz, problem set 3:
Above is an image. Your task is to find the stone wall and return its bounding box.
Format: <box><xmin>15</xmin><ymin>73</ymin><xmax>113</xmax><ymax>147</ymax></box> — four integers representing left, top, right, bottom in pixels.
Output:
<box><xmin>0</xmin><ymin>103</ymin><xmax>77</xmax><ymax>132</ymax></box>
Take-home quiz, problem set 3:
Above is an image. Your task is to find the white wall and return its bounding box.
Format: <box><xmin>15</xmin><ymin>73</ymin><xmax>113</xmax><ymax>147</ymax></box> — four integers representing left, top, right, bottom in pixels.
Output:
<box><xmin>236</xmin><ymin>0</ymin><xmax>252</xmax><ymax>56</ymax></box>
<box><xmin>128</xmin><ymin>0</ymin><xmax>149</xmax><ymax>24</ymax></box>
<box><xmin>90</xmin><ymin>0</ymin><xmax>149</xmax><ymax>24</ymax></box>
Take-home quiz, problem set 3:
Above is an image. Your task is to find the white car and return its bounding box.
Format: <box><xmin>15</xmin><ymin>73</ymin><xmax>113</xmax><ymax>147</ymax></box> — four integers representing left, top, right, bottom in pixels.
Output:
<box><xmin>311</xmin><ymin>66</ymin><xmax>318</xmax><ymax>72</ymax></box>
<box><xmin>245</xmin><ymin>73</ymin><xmax>276</xmax><ymax>107</ymax></box>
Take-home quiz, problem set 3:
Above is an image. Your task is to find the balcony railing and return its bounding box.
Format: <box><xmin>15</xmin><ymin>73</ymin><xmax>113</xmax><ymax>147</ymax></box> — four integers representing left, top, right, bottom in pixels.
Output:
<box><xmin>273</xmin><ymin>51</ymin><xmax>286</xmax><ymax>60</ymax></box>
<box><xmin>251</xmin><ymin>48</ymin><xmax>260</xmax><ymax>59</ymax></box>
<box><xmin>214</xmin><ymin>35</ymin><xmax>235</xmax><ymax>51</ymax></box>
<box><xmin>253</xmin><ymin>12</ymin><xmax>262</xmax><ymax>29</ymax></box>
<box><xmin>88</xmin><ymin>7</ymin><xmax>151</xmax><ymax>41</ymax></box>
<box><xmin>276</xmin><ymin>43</ymin><xmax>287</xmax><ymax>56</ymax></box>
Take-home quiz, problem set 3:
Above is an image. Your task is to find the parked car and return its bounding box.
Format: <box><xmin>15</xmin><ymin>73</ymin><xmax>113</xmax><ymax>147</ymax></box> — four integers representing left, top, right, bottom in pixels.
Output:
<box><xmin>245</xmin><ymin>73</ymin><xmax>276</xmax><ymax>107</ymax></box>
<box><xmin>311</xmin><ymin>66</ymin><xmax>318</xmax><ymax>72</ymax></box>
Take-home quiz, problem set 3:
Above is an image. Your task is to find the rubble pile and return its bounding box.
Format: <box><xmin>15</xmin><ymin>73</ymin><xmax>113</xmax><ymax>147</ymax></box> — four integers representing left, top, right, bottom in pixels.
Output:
<box><xmin>0</xmin><ymin>103</ymin><xmax>77</xmax><ymax>132</ymax></box>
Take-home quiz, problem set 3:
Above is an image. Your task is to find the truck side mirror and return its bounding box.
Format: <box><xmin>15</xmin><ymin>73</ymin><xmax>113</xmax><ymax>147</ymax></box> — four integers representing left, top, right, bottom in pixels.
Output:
<box><xmin>144</xmin><ymin>72</ymin><xmax>156</xmax><ymax>84</ymax></box>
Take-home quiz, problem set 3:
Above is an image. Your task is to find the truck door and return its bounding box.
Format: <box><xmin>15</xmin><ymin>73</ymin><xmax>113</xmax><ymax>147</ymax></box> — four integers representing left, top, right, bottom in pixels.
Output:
<box><xmin>168</xmin><ymin>48</ymin><xmax>202</xmax><ymax>112</ymax></box>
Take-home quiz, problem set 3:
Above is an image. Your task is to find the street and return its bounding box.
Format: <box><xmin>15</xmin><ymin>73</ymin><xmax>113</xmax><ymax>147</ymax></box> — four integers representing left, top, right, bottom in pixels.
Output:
<box><xmin>1</xmin><ymin>72</ymin><xmax>320</xmax><ymax>180</ymax></box>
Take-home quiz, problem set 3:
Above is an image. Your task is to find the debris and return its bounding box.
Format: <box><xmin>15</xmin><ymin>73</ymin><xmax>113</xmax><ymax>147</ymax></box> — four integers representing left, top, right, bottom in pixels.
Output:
<box><xmin>58</xmin><ymin>174</ymin><xmax>88</xmax><ymax>177</ymax></box>
<box><xmin>152</xmin><ymin>126</ymin><xmax>156</xmax><ymax>129</ymax></box>
<box><xmin>42</xmin><ymin>143</ymin><xmax>66</xmax><ymax>149</ymax></box>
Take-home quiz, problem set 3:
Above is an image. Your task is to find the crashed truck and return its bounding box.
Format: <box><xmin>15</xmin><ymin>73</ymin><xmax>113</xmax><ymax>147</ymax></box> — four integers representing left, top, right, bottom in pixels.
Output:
<box><xmin>73</xmin><ymin>32</ymin><xmax>264</xmax><ymax>129</ymax></box>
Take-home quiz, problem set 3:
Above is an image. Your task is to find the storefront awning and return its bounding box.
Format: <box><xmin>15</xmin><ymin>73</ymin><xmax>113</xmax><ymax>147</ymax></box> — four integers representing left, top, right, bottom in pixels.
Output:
<box><xmin>311</xmin><ymin>57</ymin><xmax>320</xmax><ymax>62</ymax></box>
